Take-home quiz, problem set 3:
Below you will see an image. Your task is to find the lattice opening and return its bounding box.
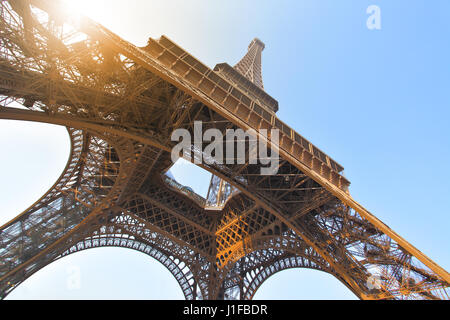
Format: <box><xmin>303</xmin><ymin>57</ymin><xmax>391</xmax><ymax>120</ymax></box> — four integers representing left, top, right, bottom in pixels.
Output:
<box><xmin>164</xmin><ymin>158</ymin><xmax>212</xmax><ymax>200</ymax></box>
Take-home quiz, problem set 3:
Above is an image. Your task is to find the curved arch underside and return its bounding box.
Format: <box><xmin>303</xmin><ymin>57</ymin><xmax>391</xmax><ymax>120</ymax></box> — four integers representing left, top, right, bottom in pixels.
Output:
<box><xmin>0</xmin><ymin>0</ymin><xmax>448</xmax><ymax>300</ymax></box>
<box><xmin>57</xmin><ymin>236</ymin><xmax>198</xmax><ymax>300</ymax></box>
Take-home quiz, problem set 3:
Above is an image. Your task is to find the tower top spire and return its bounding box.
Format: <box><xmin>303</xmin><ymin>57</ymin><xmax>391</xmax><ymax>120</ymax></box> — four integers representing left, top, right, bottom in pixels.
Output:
<box><xmin>234</xmin><ymin>38</ymin><xmax>265</xmax><ymax>89</ymax></box>
<box><xmin>248</xmin><ymin>38</ymin><xmax>265</xmax><ymax>50</ymax></box>
<box><xmin>213</xmin><ymin>38</ymin><xmax>278</xmax><ymax>113</ymax></box>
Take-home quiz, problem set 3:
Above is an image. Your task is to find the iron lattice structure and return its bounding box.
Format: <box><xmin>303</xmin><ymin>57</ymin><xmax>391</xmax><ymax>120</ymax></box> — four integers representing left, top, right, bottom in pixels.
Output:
<box><xmin>0</xmin><ymin>0</ymin><xmax>449</xmax><ymax>300</ymax></box>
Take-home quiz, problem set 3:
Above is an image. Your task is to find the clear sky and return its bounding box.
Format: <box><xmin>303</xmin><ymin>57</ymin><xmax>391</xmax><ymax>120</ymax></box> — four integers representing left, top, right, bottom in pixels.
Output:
<box><xmin>1</xmin><ymin>0</ymin><xmax>449</xmax><ymax>300</ymax></box>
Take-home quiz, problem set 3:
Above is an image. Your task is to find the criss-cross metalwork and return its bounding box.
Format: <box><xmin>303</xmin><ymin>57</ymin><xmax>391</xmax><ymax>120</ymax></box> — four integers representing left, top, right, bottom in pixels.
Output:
<box><xmin>0</xmin><ymin>0</ymin><xmax>448</xmax><ymax>300</ymax></box>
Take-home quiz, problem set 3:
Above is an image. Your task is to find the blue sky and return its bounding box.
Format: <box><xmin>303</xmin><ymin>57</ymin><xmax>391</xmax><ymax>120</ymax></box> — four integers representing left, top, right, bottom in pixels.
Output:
<box><xmin>1</xmin><ymin>0</ymin><xmax>449</xmax><ymax>299</ymax></box>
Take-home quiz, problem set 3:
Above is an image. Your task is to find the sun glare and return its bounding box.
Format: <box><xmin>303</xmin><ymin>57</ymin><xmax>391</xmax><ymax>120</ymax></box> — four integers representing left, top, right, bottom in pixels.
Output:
<box><xmin>62</xmin><ymin>0</ymin><xmax>109</xmax><ymax>22</ymax></box>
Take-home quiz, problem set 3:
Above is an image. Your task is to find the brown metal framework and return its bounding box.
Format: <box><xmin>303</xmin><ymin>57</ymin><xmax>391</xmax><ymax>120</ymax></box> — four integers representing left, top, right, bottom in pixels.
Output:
<box><xmin>0</xmin><ymin>0</ymin><xmax>448</xmax><ymax>300</ymax></box>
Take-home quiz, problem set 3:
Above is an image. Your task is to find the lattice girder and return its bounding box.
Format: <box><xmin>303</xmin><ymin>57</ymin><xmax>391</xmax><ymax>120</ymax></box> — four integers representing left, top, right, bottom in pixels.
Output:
<box><xmin>0</xmin><ymin>0</ymin><xmax>448</xmax><ymax>300</ymax></box>
<box><xmin>0</xmin><ymin>128</ymin><xmax>139</xmax><ymax>297</ymax></box>
<box><xmin>57</xmin><ymin>212</ymin><xmax>212</xmax><ymax>300</ymax></box>
<box><xmin>59</xmin><ymin>235</ymin><xmax>198</xmax><ymax>300</ymax></box>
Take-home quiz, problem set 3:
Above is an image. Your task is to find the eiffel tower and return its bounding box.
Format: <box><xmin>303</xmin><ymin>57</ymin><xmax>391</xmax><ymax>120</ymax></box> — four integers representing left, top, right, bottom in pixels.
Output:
<box><xmin>0</xmin><ymin>0</ymin><xmax>449</xmax><ymax>300</ymax></box>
